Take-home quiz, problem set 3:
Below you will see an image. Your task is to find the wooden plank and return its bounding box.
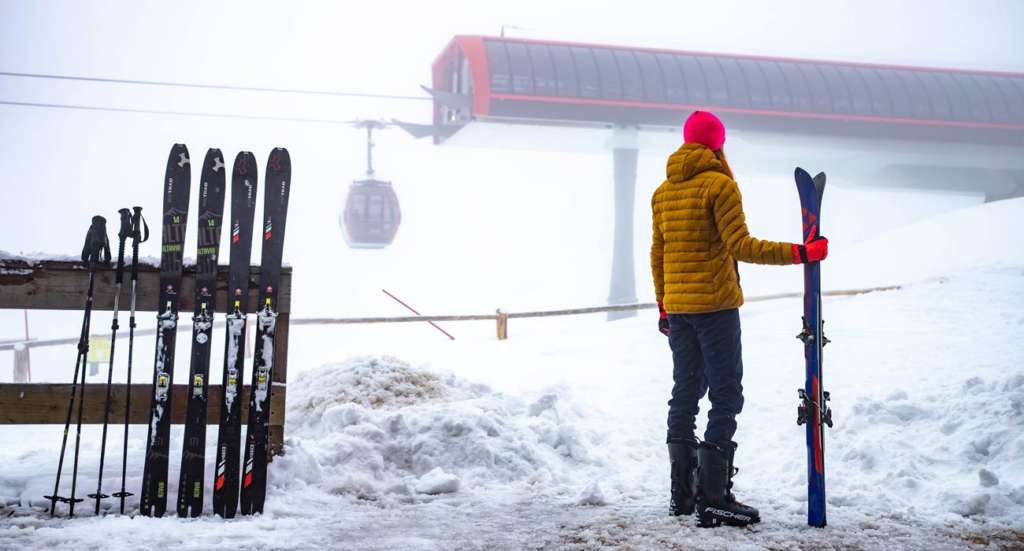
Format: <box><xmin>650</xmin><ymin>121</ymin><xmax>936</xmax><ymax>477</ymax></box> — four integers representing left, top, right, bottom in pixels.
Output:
<box><xmin>272</xmin><ymin>313</ymin><xmax>289</xmax><ymax>386</ymax></box>
<box><xmin>267</xmin><ymin>313</ymin><xmax>289</xmax><ymax>459</ymax></box>
<box><xmin>0</xmin><ymin>383</ymin><xmax>285</xmax><ymax>425</ymax></box>
<box><xmin>0</xmin><ymin>259</ymin><xmax>291</xmax><ymax>313</ymax></box>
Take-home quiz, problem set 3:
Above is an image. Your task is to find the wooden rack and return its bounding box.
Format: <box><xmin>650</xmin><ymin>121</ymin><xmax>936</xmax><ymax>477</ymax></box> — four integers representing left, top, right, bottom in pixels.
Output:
<box><xmin>0</xmin><ymin>257</ymin><xmax>291</xmax><ymax>459</ymax></box>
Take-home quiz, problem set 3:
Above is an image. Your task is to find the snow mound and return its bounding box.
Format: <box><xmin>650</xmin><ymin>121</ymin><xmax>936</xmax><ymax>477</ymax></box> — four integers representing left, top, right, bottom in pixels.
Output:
<box><xmin>829</xmin><ymin>197</ymin><xmax>1024</xmax><ymax>288</ymax></box>
<box><xmin>278</xmin><ymin>356</ymin><xmax>601</xmax><ymax>502</ymax></box>
<box><xmin>838</xmin><ymin>371</ymin><xmax>1024</xmax><ymax>524</ymax></box>
<box><xmin>288</xmin><ymin>356</ymin><xmax>451</xmax><ymax>421</ymax></box>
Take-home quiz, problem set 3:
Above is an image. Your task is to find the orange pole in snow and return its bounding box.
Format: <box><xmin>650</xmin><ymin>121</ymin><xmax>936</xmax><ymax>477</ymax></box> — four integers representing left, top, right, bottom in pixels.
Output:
<box><xmin>381</xmin><ymin>289</ymin><xmax>456</xmax><ymax>340</ymax></box>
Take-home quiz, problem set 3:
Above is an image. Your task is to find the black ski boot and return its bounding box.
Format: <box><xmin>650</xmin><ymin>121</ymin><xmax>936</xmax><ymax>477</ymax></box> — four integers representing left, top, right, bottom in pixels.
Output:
<box><xmin>667</xmin><ymin>439</ymin><xmax>699</xmax><ymax>516</ymax></box>
<box><xmin>695</xmin><ymin>441</ymin><xmax>760</xmax><ymax>528</ymax></box>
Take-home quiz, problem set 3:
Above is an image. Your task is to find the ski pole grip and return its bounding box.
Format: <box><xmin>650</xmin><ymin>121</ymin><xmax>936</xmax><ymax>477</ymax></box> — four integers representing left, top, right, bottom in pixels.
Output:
<box><xmin>129</xmin><ymin>207</ymin><xmax>147</xmax><ymax>281</ymax></box>
<box><xmin>118</xmin><ymin>208</ymin><xmax>133</xmax><ymax>241</ymax></box>
<box><xmin>132</xmin><ymin>206</ymin><xmax>150</xmax><ymax>243</ymax></box>
<box><xmin>82</xmin><ymin>215</ymin><xmax>110</xmax><ymax>264</ymax></box>
<box><xmin>115</xmin><ymin>208</ymin><xmax>132</xmax><ymax>284</ymax></box>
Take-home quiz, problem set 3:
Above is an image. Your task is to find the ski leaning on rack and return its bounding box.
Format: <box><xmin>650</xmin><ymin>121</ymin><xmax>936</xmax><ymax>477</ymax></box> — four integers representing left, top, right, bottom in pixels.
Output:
<box><xmin>794</xmin><ymin>167</ymin><xmax>831</xmax><ymax>527</ymax></box>
<box><xmin>177</xmin><ymin>149</ymin><xmax>226</xmax><ymax>517</ymax></box>
<box><xmin>140</xmin><ymin>143</ymin><xmax>191</xmax><ymax>517</ymax></box>
<box><xmin>240</xmin><ymin>148</ymin><xmax>291</xmax><ymax>515</ymax></box>
<box><xmin>213</xmin><ymin>152</ymin><xmax>258</xmax><ymax>518</ymax></box>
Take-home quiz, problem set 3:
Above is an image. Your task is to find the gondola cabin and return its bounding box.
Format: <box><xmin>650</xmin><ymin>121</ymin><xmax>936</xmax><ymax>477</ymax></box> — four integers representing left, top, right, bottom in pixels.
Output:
<box><xmin>340</xmin><ymin>178</ymin><xmax>401</xmax><ymax>249</ymax></box>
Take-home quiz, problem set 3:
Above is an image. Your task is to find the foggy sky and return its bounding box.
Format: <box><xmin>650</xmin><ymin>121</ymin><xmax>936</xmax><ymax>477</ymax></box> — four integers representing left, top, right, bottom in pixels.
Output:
<box><xmin>0</xmin><ymin>0</ymin><xmax>1020</xmax><ymax>346</ymax></box>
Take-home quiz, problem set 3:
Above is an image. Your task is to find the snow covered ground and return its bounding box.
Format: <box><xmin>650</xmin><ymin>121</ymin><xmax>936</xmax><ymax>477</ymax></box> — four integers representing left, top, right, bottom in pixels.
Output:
<box><xmin>2</xmin><ymin>201</ymin><xmax>1023</xmax><ymax>549</ymax></box>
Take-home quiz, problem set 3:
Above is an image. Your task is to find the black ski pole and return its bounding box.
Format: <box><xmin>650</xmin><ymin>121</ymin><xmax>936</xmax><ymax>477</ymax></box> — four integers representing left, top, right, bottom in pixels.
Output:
<box><xmin>44</xmin><ymin>216</ymin><xmax>111</xmax><ymax>517</ymax></box>
<box><xmin>44</xmin><ymin>277</ymin><xmax>92</xmax><ymax>516</ymax></box>
<box><xmin>68</xmin><ymin>216</ymin><xmax>111</xmax><ymax>517</ymax></box>
<box><xmin>88</xmin><ymin>209</ymin><xmax>132</xmax><ymax>514</ymax></box>
<box><xmin>112</xmin><ymin>206</ymin><xmax>148</xmax><ymax>514</ymax></box>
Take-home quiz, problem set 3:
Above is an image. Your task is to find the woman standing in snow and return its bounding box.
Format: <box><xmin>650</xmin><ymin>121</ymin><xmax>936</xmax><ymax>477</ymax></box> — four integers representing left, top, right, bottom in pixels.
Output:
<box><xmin>651</xmin><ymin>111</ymin><xmax>829</xmax><ymax>527</ymax></box>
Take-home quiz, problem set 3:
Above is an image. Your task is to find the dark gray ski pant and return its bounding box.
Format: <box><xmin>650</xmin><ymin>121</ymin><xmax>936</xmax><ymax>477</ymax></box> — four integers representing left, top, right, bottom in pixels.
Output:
<box><xmin>665</xmin><ymin>308</ymin><xmax>744</xmax><ymax>447</ymax></box>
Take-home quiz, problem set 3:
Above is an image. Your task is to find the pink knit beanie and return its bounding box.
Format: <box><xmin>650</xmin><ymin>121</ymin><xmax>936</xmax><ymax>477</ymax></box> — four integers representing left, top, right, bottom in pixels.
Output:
<box><xmin>683</xmin><ymin>111</ymin><xmax>726</xmax><ymax>150</ymax></box>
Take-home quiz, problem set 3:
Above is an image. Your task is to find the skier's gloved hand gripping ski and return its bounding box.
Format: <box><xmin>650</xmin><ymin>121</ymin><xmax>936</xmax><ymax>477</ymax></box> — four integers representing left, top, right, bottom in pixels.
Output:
<box><xmin>793</xmin><ymin>235</ymin><xmax>829</xmax><ymax>264</ymax></box>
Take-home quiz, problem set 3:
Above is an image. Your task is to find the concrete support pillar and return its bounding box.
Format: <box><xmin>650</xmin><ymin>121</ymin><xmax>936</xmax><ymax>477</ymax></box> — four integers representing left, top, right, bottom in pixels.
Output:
<box><xmin>608</xmin><ymin>129</ymin><xmax>639</xmax><ymax>320</ymax></box>
<box><xmin>13</xmin><ymin>344</ymin><xmax>30</xmax><ymax>383</ymax></box>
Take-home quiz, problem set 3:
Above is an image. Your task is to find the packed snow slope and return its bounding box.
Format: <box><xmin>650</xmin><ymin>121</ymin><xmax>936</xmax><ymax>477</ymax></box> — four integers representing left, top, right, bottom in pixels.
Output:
<box><xmin>1</xmin><ymin>204</ymin><xmax>1022</xmax><ymax>550</ymax></box>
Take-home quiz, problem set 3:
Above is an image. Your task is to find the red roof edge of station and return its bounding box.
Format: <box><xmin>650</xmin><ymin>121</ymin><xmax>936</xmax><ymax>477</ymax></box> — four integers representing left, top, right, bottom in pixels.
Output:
<box><xmin>447</xmin><ymin>33</ymin><xmax>1024</xmax><ymax>79</ymax></box>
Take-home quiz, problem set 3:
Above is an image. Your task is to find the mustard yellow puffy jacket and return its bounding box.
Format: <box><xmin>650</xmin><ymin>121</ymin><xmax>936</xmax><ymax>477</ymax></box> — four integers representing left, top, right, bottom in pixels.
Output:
<box><xmin>651</xmin><ymin>144</ymin><xmax>793</xmax><ymax>313</ymax></box>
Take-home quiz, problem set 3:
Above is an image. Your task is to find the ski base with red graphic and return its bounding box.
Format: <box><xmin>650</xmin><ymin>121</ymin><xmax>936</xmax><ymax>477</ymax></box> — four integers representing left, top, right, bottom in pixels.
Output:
<box><xmin>794</xmin><ymin>167</ymin><xmax>830</xmax><ymax>528</ymax></box>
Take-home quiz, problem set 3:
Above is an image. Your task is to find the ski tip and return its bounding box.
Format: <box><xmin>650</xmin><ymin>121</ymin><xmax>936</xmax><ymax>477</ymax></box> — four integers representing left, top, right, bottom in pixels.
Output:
<box><xmin>167</xmin><ymin>144</ymin><xmax>191</xmax><ymax>172</ymax></box>
<box><xmin>794</xmin><ymin>167</ymin><xmax>810</xmax><ymax>180</ymax></box>
<box><xmin>267</xmin><ymin>148</ymin><xmax>291</xmax><ymax>170</ymax></box>
<box><xmin>813</xmin><ymin>172</ymin><xmax>827</xmax><ymax>186</ymax></box>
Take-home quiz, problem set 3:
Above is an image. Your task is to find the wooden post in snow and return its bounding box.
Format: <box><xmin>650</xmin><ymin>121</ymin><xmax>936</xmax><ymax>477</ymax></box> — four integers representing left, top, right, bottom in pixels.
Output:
<box><xmin>496</xmin><ymin>309</ymin><xmax>509</xmax><ymax>340</ymax></box>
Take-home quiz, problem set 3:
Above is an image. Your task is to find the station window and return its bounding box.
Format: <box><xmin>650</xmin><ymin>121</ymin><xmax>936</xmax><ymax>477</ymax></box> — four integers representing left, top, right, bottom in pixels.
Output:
<box><xmin>548</xmin><ymin>45</ymin><xmax>579</xmax><ymax>97</ymax></box>
<box><xmin>458</xmin><ymin>55</ymin><xmax>472</xmax><ymax>95</ymax></box>
<box><xmin>976</xmin><ymin>76</ymin><xmax>1011</xmax><ymax>122</ymax></box>
<box><xmin>995</xmin><ymin>76</ymin><xmax>1024</xmax><ymax>123</ymax></box>
<box><xmin>696</xmin><ymin>57</ymin><xmax>730</xmax><ymax>107</ymax></box>
<box><xmin>717</xmin><ymin>58</ymin><xmax>750</xmax><ymax>108</ymax></box>
<box><xmin>817</xmin><ymin>65</ymin><xmax>853</xmax><ymax>114</ymax></box>
<box><xmin>676</xmin><ymin>55</ymin><xmax>709</xmax><ymax>105</ymax></box>
<box><xmin>760</xmin><ymin>61</ymin><xmax>794</xmax><ymax>111</ymax></box>
<box><xmin>593</xmin><ymin>48</ymin><xmax>622</xmax><ymax>100</ymax></box>
<box><xmin>913</xmin><ymin>71</ymin><xmax>950</xmax><ymax>119</ymax></box>
<box><xmin>795</xmin><ymin>64</ymin><xmax>832</xmax><ymax>113</ymax></box>
<box><xmin>571</xmin><ymin>47</ymin><xmax>602</xmax><ymax>98</ymax></box>
<box><xmin>737</xmin><ymin>59</ymin><xmax>771</xmax><ymax>110</ymax></box>
<box><xmin>634</xmin><ymin>51</ymin><xmax>665</xmax><ymax>103</ymax></box>
<box><xmin>879</xmin><ymin>69</ymin><xmax>914</xmax><ymax>118</ymax></box>
<box><xmin>484</xmin><ymin>41</ymin><xmax>512</xmax><ymax>93</ymax></box>
<box><xmin>614</xmin><ymin>50</ymin><xmax>645</xmax><ymax>101</ymax></box>
<box><xmin>860</xmin><ymin>68</ymin><xmax>893</xmax><ymax>117</ymax></box>
<box><xmin>778</xmin><ymin>62</ymin><xmax>814</xmax><ymax>112</ymax></box>
<box><xmin>896</xmin><ymin>71</ymin><xmax>936</xmax><ymax>120</ymax></box>
<box><xmin>931</xmin><ymin>72</ymin><xmax>970</xmax><ymax>121</ymax></box>
<box><xmin>838</xmin><ymin>67</ymin><xmax>874</xmax><ymax>116</ymax></box>
<box><xmin>528</xmin><ymin>43</ymin><xmax>559</xmax><ymax>96</ymax></box>
<box><xmin>953</xmin><ymin>74</ymin><xmax>992</xmax><ymax>122</ymax></box>
<box><xmin>658</xmin><ymin>54</ymin><xmax>687</xmax><ymax>104</ymax></box>
<box><xmin>505</xmin><ymin>42</ymin><xmax>534</xmax><ymax>94</ymax></box>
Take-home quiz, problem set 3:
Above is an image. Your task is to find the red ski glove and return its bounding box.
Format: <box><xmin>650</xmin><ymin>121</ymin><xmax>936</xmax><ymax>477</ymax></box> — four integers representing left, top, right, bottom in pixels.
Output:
<box><xmin>792</xmin><ymin>235</ymin><xmax>829</xmax><ymax>264</ymax></box>
<box><xmin>658</xmin><ymin>302</ymin><xmax>670</xmax><ymax>336</ymax></box>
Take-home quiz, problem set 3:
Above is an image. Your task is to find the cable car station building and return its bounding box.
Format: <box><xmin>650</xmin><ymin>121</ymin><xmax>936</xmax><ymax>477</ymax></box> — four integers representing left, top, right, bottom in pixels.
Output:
<box><xmin>413</xmin><ymin>35</ymin><xmax>1024</xmax><ymax>314</ymax></box>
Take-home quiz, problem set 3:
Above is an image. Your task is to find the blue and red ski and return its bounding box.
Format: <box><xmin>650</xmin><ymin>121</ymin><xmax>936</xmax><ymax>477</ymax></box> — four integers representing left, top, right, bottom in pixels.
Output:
<box><xmin>794</xmin><ymin>167</ymin><xmax>831</xmax><ymax>527</ymax></box>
